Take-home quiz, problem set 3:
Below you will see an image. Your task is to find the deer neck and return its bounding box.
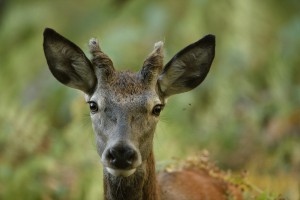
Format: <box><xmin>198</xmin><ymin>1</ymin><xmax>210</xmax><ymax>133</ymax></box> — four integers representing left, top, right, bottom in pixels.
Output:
<box><xmin>103</xmin><ymin>151</ymin><xmax>159</xmax><ymax>200</ymax></box>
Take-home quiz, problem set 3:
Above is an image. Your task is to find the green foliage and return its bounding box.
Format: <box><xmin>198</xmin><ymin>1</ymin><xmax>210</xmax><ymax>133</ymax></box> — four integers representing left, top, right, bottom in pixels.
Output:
<box><xmin>1</xmin><ymin>0</ymin><xmax>299</xmax><ymax>199</ymax></box>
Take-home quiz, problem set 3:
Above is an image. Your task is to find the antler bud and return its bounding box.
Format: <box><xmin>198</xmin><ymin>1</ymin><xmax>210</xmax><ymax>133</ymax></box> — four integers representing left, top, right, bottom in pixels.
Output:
<box><xmin>140</xmin><ymin>41</ymin><xmax>164</xmax><ymax>86</ymax></box>
<box><xmin>89</xmin><ymin>38</ymin><xmax>115</xmax><ymax>80</ymax></box>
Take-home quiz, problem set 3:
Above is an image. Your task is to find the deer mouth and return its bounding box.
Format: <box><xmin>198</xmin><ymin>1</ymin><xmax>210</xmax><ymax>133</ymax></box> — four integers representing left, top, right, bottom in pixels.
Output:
<box><xmin>106</xmin><ymin>167</ymin><xmax>136</xmax><ymax>177</ymax></box>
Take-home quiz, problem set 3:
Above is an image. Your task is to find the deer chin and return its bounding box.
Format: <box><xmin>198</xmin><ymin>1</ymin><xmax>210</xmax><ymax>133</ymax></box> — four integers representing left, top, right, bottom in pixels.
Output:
<box><xmin>106</xmin><ymin>167</ymin><xmax>136</xmax><ymax>177</ymax></box>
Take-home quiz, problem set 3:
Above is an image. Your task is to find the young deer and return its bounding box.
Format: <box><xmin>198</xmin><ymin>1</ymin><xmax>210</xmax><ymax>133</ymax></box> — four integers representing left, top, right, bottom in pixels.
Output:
<box><xmin>43</xmin><ymin>28</ymin><xmax>242</xmax><ymax>200</ymax></box>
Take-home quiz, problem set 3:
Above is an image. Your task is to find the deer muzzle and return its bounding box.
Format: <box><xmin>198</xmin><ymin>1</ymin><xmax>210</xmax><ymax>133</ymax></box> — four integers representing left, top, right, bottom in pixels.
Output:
<box><xmin>102</xmin><ymin>143</ymin><xmax>141</xmax><ymax>177</ymax></box>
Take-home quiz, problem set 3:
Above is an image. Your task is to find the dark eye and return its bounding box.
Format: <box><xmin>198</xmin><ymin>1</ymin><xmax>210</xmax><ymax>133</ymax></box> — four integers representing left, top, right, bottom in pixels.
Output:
<box><xmin>152</xmin><ymin>104</ymin><xmax>164</xmax><ymax>116</ymax></box>
<box><xmin>88</xmin><ymin>101</ymin><xmax>98</xmax><ymax>113</ymax></box>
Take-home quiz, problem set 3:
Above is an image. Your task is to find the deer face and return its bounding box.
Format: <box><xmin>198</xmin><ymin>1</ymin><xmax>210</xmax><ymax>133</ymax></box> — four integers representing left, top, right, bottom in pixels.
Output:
<box><xmin>43</xmin><ymin>28</ymin><xmax>215</xmax><ymax>177</ymax></box>
<box><xmin>88</xmin><ymin>72</ymin><xmax>163</xmax><ymax>177</ymax></box>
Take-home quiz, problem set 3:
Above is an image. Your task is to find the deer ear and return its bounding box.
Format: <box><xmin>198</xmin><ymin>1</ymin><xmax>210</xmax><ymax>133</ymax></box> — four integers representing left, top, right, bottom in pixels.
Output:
<box><xmin>158</xmin><ymin>35</ymin><xmax>215</xmax><ymax>98</ymax></box>
<box><xmin>43</xmin><ymin>28</ymin><xmax>97</xmax><ymax>94</ymax></box>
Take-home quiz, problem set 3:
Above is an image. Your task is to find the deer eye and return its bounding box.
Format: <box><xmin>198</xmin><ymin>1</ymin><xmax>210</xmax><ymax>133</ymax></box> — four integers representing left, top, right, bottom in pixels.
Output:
<box><xmin>152</xmin><ymin>104</ymin><xmax>164</xmax><ymax>116</ymax></box>
<box><xmin>88</xmin><ymin>101</ymin><xmax>98</xmax><ymax>113</ymax></box>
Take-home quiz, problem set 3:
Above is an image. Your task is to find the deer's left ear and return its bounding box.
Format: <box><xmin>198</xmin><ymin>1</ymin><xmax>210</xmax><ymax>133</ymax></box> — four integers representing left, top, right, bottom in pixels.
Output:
<box><xmin>157</xmin><ymin>35</ymin><xmax>215</xmax><ymax>98</ymax></box>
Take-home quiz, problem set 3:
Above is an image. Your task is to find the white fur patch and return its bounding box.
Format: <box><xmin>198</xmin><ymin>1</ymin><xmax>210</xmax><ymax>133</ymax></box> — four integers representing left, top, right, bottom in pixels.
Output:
<box><xmin>154</xmin><ymin>41</ymin><xmax>164</xmax><ymax>49</ymax></box>
<box><xmin>106</xmin><ymin>167</ymin><xmax>136</xmax><ymax>177</ymax></box>
<box><xmin>88</xmin><ymin>38</ymin><xmax>101</xmax><ymax>52</ymax></box>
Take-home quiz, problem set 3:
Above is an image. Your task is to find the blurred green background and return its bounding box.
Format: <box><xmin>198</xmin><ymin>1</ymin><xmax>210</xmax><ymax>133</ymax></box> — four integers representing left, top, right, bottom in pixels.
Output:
<box><xmin>0</xmin><ymin>0</ymin><xmax>299</xmax><ymax>199</ymax></box>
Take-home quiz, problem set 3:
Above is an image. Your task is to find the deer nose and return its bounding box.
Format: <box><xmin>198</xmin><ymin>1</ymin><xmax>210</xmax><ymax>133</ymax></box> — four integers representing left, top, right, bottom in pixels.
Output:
<box><xmin>107</xmin><ymin>145</ymin><xmax>137</xmax><ymax>169</ymax></box>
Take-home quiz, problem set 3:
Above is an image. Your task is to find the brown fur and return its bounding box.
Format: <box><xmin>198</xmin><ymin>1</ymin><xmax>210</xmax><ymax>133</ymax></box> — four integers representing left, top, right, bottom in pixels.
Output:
<box><xmin>142</xmin><ymin>151</ymin><xmax>160</xmax><ymax>200</ymax></box>
<box><xmin>158</xmin><ymin>169</ymin><xmax>243</xmax><ymax>200</ymax></box>
<box><xmin>108</xmin><ymin>71</ymin><xmax>146</xmax><ymax>95</ymax></box>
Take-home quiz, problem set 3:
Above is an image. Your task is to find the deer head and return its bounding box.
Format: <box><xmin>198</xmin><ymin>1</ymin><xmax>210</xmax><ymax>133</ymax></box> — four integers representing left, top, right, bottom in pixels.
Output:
<box><xmin>43</xmin><ymin>28</ymin><xmax>215</xmax><ymax>178</ymax></box>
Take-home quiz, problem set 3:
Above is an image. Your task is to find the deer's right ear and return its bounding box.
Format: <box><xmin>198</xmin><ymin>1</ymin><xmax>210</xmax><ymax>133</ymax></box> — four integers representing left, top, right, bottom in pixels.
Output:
<box><xmin>43</xmin><ymin>28</ymin><xmax>97</xmax><ymax>94</ymax></box>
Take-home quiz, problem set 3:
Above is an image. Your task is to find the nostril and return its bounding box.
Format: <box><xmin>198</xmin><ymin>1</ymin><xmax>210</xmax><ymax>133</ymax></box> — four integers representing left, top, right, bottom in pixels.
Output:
<box><xmin>108</xmin><ymin>148</ymin><xmax>118</xmax><ymax>165</ymax></box>
<box><xmin>109</xmin><ymin>148</ymin><xmax>118</xmax><ymax>159</ymax></box>
<box><xmin>107</xmin><ymin>146</ymin><xmax>137</xmax><ymax>169</ymax></box>
<box><xmin>124</xmin><ymin>149</ymin><xmax>136</xmax><ymax>164</ymax></box>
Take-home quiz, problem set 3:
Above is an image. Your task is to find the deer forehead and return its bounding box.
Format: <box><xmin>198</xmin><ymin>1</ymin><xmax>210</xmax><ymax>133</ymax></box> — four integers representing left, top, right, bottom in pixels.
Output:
<box><xmin>88</xmin><ymin>71</ymin><xmax>162</xmax><ymax>109</ymax></box>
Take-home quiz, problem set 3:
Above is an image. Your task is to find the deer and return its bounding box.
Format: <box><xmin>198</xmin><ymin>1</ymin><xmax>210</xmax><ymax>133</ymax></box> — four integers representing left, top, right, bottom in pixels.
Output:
<box><xmin>43</xmin><ymin>28</ymin><xmax>242</xmax><ymax>200</ymax></box>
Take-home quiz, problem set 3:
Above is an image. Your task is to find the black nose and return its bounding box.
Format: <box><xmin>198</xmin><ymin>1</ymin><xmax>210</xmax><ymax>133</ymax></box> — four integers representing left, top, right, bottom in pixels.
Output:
<box><xmin>107</xmin><ymin>145</ymin><xmax>137</xmax><ymax>169</ymax></box>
